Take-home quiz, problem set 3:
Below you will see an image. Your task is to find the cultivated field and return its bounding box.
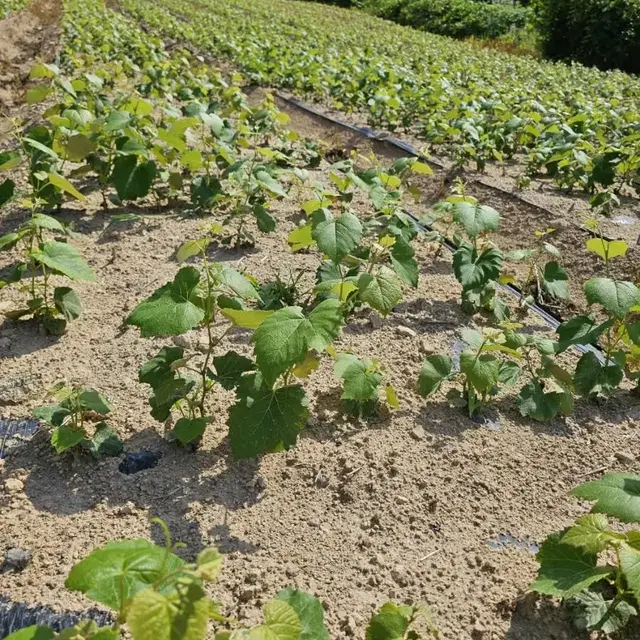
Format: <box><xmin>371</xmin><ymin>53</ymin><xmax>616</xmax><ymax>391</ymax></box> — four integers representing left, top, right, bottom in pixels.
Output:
<box><xmin>1</xmin><ymin>0</ymin><xmax>640</xmax><ymax>639</ymax></box>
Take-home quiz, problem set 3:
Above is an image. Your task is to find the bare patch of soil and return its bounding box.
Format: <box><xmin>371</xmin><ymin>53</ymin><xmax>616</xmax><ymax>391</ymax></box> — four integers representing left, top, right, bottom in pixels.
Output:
<box><xmin>0</xmin><ymin>0</ymin><xmax>61</xmax><ymax>111</ymax></box>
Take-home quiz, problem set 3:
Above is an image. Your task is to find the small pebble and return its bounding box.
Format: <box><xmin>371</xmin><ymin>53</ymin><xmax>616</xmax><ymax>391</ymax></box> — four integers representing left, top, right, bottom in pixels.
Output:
<box><xmin>615</xmin><ymin>451</ymin><xmax>636</xmax><ymax>465</ymax></box>
<box><xmin>395</xmin><ymin>325</ymin><xmax>417</xmax><ymax>338</ymax></box>
<box><xmin>2</xmin><ymin>547</ymin><xmax>32</xmax><ymax>573</ymax></box>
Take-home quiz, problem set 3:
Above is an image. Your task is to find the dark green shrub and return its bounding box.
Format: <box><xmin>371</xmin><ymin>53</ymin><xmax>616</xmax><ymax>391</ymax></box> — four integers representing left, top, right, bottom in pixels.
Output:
<box><xmin>533</xmin><ymin>0</ymin><xmax>640</xmax><ymax>73</ymax></box>
<box><xmin>366</xmin><ymin>0</ymin><xmax>531</xmax><ymax>39</ymax></box>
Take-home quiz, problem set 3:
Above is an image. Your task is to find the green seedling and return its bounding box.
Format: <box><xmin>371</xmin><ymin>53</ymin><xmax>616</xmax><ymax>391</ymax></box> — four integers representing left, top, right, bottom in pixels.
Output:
<box><xmin>34</xmin><ymin>383</ymin><xmax>122</xmax><ymax>456</ymax></box>
<box><xmin>504</xmin><ymin>227</ymin><xmax>568</xmax><ymax>306</ymax></box>
<box><xmin>531</xmin><ymin>473</ymin><xmax>640</xmax><ymax>635</ymax></box>
<box><xmin>333</xmin><ymin>350</ymin><xmax>399</xmax><ymax>417</ymax></box>
<box><xmin>5</xmin><ymin>518</ymin><xmax>439</xmax><ymax>640</ymax></box>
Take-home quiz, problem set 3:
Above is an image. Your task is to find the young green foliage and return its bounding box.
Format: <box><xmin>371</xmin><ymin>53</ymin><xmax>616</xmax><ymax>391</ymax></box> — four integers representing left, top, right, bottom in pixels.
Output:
<box><xmin>505</xmin><ymin>228</ymin><xmax>568</xmax><ymax>306</ymax></box>
<box><xmin>427</xmin><ymin>192</ymin><xmax>507</xmax><ymax>321</ymax></box>
<box><xmin>34</xmin><ymin>383</ymin><xmax>122</xmax><ymax>456</ymax></box>
<box><xmin>4</xmin><ymin>520</ymin><xmax>437</xmax><ymax>640</ymax></box>
<box><xmin>333</xmin><ymin>351</ymin><xmax>399</xmax><ymax>417</ymax></box>
<box><xmin>555</xmin><ymin>234</ymin><xmax>640</xmax><ymax>397</ymax></box>
<box><xmin>531</xmin><ymin>474</ymin><xmax>640</xmax><ymax>634</ymax></box>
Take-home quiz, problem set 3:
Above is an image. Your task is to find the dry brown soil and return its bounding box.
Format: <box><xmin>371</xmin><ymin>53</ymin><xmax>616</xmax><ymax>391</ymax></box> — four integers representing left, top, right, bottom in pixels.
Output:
<box><xmin>1</xmin><ymin>21</ymin><xmax>640</xmax><ymax>640</ymax></box>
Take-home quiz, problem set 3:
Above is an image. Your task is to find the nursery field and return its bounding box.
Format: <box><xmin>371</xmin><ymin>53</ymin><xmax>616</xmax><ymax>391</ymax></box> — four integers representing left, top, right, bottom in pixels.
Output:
<box><xmin>1</xmin><ymin>0</ymin><xmax>640</xmax><ymax>639</ymax></box>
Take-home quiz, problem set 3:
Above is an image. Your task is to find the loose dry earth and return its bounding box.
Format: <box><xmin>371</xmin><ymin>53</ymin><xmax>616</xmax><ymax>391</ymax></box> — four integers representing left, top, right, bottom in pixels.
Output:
<box><xmin>1</xmin><ymin>8</ymin><xmax>640</xmax><ymax>640</ymax></box>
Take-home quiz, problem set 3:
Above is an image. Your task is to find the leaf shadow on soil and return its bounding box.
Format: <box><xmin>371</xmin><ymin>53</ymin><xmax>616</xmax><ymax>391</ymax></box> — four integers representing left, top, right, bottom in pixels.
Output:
<box><xmin>3</xmin><ymin>428</ymin><xmax>263</xmax><ymax>558</ymax></box>
<box><xmin>417</xmin><ymin>392</ymin><xmax>633</xmax><ymax>440</ymax></box>
<box><xmin>0</xmin><ymin>317</ymin><xmax>61</xmax><ymax>358</ymax></box>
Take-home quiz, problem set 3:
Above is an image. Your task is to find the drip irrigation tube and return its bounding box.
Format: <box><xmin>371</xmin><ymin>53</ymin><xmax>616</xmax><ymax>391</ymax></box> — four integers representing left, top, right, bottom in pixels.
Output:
<box><xmin>278</xmin><ymin>93</ymin><xmax>600</xmax><ymax>358</ymax></box>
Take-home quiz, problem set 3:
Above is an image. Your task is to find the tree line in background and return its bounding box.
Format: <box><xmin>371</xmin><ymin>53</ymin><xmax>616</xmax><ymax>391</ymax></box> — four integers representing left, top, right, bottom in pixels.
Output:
<box><xmin>310</xmin><ymin>0</ymin><xmax>640</xmax><ymax>74</ymax></box>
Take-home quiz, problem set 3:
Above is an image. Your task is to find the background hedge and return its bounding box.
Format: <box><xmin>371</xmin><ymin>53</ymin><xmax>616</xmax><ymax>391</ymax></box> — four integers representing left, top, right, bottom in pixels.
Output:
<box><xmin>533</xmin><ymin>0</ymin><xmax>640</xmax><ymax>73</ymax></box>
<box><xmin>364</xmin><ymin>0</ymin><xmax>530</xmax><ymax>39</ymax></box>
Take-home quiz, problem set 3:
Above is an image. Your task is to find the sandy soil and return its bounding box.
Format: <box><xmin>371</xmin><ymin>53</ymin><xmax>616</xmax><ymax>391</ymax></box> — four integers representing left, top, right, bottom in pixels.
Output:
<box><xmin>2</xmin><ymin>9</ymin><xmax>640</xmax><ymax>640</ymax></box>
<box><xmin>2</xmin><ymin>121</ymin><xmax>640</xmax><ymax>640</ymax></box>
<box><xmin>0</xmin><ymin>0</ymin><xmax>61</xmax><ymax>113</ymax></box>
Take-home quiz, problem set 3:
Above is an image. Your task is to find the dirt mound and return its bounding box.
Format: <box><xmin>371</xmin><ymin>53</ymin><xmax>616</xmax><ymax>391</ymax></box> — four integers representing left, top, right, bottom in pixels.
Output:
<box><xmin>0</xmin><ymin>0</ymin><xmax>61</xmax><ymax>110</ymax></box>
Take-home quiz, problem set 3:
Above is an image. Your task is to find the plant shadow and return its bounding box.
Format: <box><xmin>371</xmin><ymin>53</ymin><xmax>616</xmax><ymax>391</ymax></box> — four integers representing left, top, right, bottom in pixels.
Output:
<box><xmin>3</xmin><ymin>428</ymin><xmax>262</xmax><ymax>559</ymax></box>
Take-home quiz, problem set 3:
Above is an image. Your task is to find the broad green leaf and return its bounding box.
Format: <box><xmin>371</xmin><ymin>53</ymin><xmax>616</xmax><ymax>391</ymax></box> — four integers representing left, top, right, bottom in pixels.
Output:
<box><xmin>126</xmin><ymin>267</ymin><xmax>204</xmax><ymax>337</ymax></box>
<box><xmin>2</xmin><ymin>627</ymin><xmax>55</xmax><ymax>640</ymax></box>
<box><xmin>628</xmin><ymin>320</ymin><xmax>640</xmax><ymax>347</ymax></box>
<box><xmin>498</xmin><ymin>361</ymin><xmax>522</xmax><ymax>388</ymax></box>
<box><xmin>452</xmin><ymin>202</ymin><xmax>500</xmax><ymax>238</ymax></box>
<box><xmin>255</xmin><ymin>169</ymin><xmax>287</xmax><ymax>198</ymax></box>
<box><xmin>220</xmin><ymin>267</ymin><xmax>261</xmax><ymax>301</ymax></box>
<box><xmin>173</xmin><ymin>417</ymin><xmax>209</xmax><ymax>444</ymax></box>
<box><xmin>572</xmin><ymin>590</ymin><xmax>637</xmax><ymax>634</ymax></box>
<box><xmin>417</xmin><ymin>355</ymin><xmax>452</xmax><ymax>397</ymax></box>
<box><xmin>254</xmin><ymin>204</ymin><xmax>276</xmax><ymax>233</ymax></box>
<box><xmin>585</xmin><ymin>238</ymin><xmax>628</xmax><ymax>261</ymax></box>
<box><xmin>453</xmin><ymin>244</ymin><xmax>502</xmax><ymax>291</ymax></box>
<box><xmin>517</xmin><ymin>381</ymin><xmax>569</xmax><ymax>422</ymax></box>
<box><xmin>221</xmin><ymin>308</ymin><xmax>273</xmax><ymax>329</ymax></box>
<box><xmin>275</xmin><ymin>589</ymin><xmax>329</xmax><ymax>640</ymax></box>
<box><xmin>66</xmin><ymin>135</ymin><xmax>95</xmax><ymax>161</ymax></box>
<box><xmin>176</xmin><ymin>238</ymin><xmax>209</xmax><ymax>263</ymax></box>
<box><xmin>573</xmin><ymin>351</ymin><xmax>623</xmax><ymax>397</ymax></box>
<box><xmin>78</xmin><ymin>389</ymin><xmax>112</xmax><ymax>414</ymax></box>
<box><xmin>249</xmin><ymin>600</ymin><xmax>302</xmax><ymax>640</ymax></box>
<box><xmin>573</xmin><ymin>473</ymin><xmax>640</xmax><ymax>523</ymax></box>
<box><xmin>311</xmin><ymin>209</ymin><xmax>362</xmax><ymax>262</ymax></box>
<box><xmin>25</xmin><ymin>84</ymin><xmax>52</xmax><ymax>104</ymax></box>
<box><xmin>24</xmin><ymin>137</ymin><xmax>58</xmax><ymax>159</ymax></box>
<box><xmin>335</xmin><ymin>354</ymin><xmax>382</xmax><ymax>402</ymax></box>
<box><xmin>288</xmin><ymin>224</ymin><xmax>314</xmax><ymax>252</ymax></box>
<box><xmin>390</xmin><ymin>237</ymin><xmax>418</xmax><ymax>287</ymax></box>
<box><xmin>140</xmin><ymin>347</ymin><xmax>185</xmax><ymax>387</ymax></box>
<box><xmin>181</xmin><ymin>149</ymin><xmax>204</xmax><ymax>172</ymax></box>
<box><xmin>542</xmin><ymin>261</ymin><xmax>568</xmax><ymax>300</ymax></box>
<box><xmin>65</xmin><ymin>539</ymin><xmax>184</xmax><ymax>610</ymax></box>
<box><xmin>195</xmin><ymin>547</ymin><xmax>223</xmax><ymax>581</ymax></box>
<box><xmin>366</xmin><ymin>602</ymin><xmax>412</xmax><ymax>640</ymax></box>
<box><xmin>562</xmin><ymin>514</ymin><xmax>623</xmax><ymax>554</ymax></box>
<box><xmin>0</xmin><ymin>151</ymin><xmax>21</xmax><ymax>171</ymax></box>
<box><xmin>307</xmin><ymin>298</ymin><xmax>344</xmax><ymax>351</ymax></box>
<box><xmin>51</xmin><ymin>426</ymin><xmax>86</xmax><ymax>453</ymax></box>
<box><xmin>211</xmin><ymin>351</ymin><xmax>255</xmax><ymax>390</ymax></box>
<box><xmin>105</xmin><ymin>111</ymin><xmax>131</xmax><ymax>132</ymax></box>
<box><xmin>556</xmin><ymin>315</ymin><xmax>612</xmax><ymax>351</ymax></box>
<box><xmin>54</xmin><ymin>286</ymin><xmax>82</xmax><ymax>321</ymax></box>
<box><xmin>127</xmin><ymin>583</ymin><xmax>210</xmax><ymax>640</ymax></box>
<box><xmin>31</xmin><ymin>241</ymin><xmax>94</xmax><ymax>281</ymax></box>
<box><xmin>620</xmin><ymin>546</ymin><xmax>640</xmax><ymax>606</ymax></box>
<box><xmin>584</xmin><ymin>278</ymin><xmax>640</xmax><ymax>319</ymax></box>
<box><xmin>158</xmin><ymin>129</ymin><xmax>186</xmax><ymax>152</ymax></box>
<box><xmin>127</xmin><ymin>97</ymin><xmax>154</xmax><ymax>117</ymax></box>
<box><xmin>111</xmin><ymin>156</ymin><xmax>156</xmax><ymax>201</ymax></box>
<box><xmin>252</xmin><ymin>307</ymin><xmax>315</xmax><ymax>387</ymax></box>
<box><xmin>32</xmin><ymin>213</ymin><xmax>64</xmax><ymax>231</ymax></box>
<box><xmin>0</xmin><ymin>178</ymin><xmax>15</xmax><ymax>208</ymax></box>
<box><xmin>357</xmin><ymin>267</ymin><xmax>402</xmax><ymax>316</ymax></box>
<box><xmin>228</xmin><ymin>373</ymin><xmax>308</xmax><ymax>459</ymax></box>
<box><xmin>149</xmin><ymin>378</ymin><xmax>193</xmax><ymax>422</ymax></box>
<box><xmin>85</xmin><ymin>423</ymin><xmax>123</xmax><ymax>459</ymax></box>
<box><xmin>529</xmin><ymin>532</ymin><xmax>612</xmax><ymax>598</ymax></box>
<box><xmin>460</xmin><ymin>350</ymin><xmax>500</xmax><ymax>393</ymax></box>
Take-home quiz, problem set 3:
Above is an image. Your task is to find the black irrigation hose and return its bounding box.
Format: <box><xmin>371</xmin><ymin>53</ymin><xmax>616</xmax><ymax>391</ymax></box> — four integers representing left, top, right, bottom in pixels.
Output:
<box><xmin>0</xmin><ymin>597</ymin><xmax>112</xmax><ymax>637</ymax></box>
<box><xmin>278</xmin><ymin>94</ymin><xmax>599</xmax><ymax>358</ymax></box>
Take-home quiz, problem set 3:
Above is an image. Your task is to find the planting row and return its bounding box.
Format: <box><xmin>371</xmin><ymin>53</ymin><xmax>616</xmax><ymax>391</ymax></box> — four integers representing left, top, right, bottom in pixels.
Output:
<box><xmin>120</xmin><ymin>0</ymin><xmax>640</xmax><ymax>196</ymax></box>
